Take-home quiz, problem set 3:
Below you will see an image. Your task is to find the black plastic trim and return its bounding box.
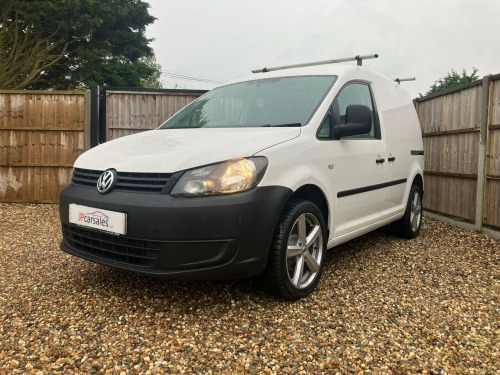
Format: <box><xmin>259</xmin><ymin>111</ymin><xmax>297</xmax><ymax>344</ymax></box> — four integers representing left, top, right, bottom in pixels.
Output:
<box><xmin>72</xmin><ymin>168</ymin><xmax>174</xmax><ymax>194</ymax></box>
<box><xmin>338</xmin><ymin>178</ymin><xmax>407</xmax><ymax>198</ymax></box>
<box><xmin>59</xmin><ymin>184</ymin><xmax>293</xmax><ymax>279</ymax></box>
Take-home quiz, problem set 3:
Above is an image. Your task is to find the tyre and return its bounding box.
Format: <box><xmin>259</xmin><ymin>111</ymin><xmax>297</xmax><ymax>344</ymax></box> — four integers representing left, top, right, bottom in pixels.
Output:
<box><xmin>263</xmin><ymin>199</ymin><xmax>327</xmax><ymax>300</ymax></box>
<box><xmin>392</xmin><ymin>184</ymin><xmax>423</xmax><ymax>239</ymax></box>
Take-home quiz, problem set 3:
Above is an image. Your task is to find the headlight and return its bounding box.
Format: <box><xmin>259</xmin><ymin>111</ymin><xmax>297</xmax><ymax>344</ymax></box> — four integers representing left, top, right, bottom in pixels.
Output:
<box><xmin>171</xmin><ymin>157</ymin><xmax>268</xmax><ymax>197</ymax></box>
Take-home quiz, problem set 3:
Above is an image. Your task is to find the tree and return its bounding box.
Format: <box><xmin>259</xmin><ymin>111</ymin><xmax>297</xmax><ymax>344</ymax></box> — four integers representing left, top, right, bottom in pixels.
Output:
<box><xmin>137</xmin><ymin>55</ymin><xmax>163</xmax><ymax>89</ymax></box>
<box><xmin>424</xmin><ymin>68</ymin><xmax>479</xmax><ymax>96</ymax></box>
<box><xmin>0</xmin><ymin>0</ymin><xmax>162</xmax><ymax>89</ymax></box>
<box><xmin>0</xmin><ymin>0</ymin><xmax>70</xmax><ymax>89</ymax></box>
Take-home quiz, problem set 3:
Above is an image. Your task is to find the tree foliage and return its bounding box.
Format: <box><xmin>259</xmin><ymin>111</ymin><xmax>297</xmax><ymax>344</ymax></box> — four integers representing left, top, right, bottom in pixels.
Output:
<box><xmin>0</xmin><ymin>0</ymin><xmax>70</xmax><ymax>89</ymax></box>
<box><xmin>140</xmin><ymin>55</ymin><xmax>163</xmax><ymax>89</ymax></box>
<box><xmin>0</xmin><ymin>0</ymin><xmax>162</xmax><ymax>89</ymax></box>
<box><xmin>424</xmin><ymin>68</ymin><xmax>479</xmax><ymax>96</ymax></box>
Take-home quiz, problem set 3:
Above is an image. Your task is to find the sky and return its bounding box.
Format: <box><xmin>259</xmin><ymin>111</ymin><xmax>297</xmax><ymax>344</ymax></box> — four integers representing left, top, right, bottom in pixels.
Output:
<box><xmin>145</xmin><ymin>0</ymin><xmax>500</xmax><ymax>99</ymax></box>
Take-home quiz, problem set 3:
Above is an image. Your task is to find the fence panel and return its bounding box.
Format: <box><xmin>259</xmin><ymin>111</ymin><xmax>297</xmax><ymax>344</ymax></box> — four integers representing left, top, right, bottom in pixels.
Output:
<box><xmin>416</xmin><ymin>83</ymin><xmax>483</xmax><ymax>222</ymax></box>
<box><xmin>105</xmin><ymin>89</ymin><xmax>205</xmax><ymax>141</ymax></box>
<box><xmin>484</xmin><ymin>76</ymin><xmax>500</xmax><ymax>228</ymax></box>
<box><xmin>0</xmin><ymin>90</ymin><xmax>85</xmax><ymax>202</ymax></box>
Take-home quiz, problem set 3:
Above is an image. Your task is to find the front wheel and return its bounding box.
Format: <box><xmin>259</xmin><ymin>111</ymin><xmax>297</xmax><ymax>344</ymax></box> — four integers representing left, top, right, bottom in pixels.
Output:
<box><xmin>392</xmin><ymin>184</ymin><xmax>423</xmax><ymax>238</ymax></box>
<box><xmin>263</xmin><ymin>199</ymin><xmax>327</xmax><ymax>300</ymax></box>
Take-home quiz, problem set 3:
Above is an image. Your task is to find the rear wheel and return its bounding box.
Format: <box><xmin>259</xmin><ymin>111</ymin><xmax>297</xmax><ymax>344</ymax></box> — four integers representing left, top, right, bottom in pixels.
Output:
<box><xmin>392</xmin><ymin>184</ymin><xmax>423</xmax><ymax>238</ymax></box>
<box><xmin>264</xmin><ymin>199</ymin><xmax>327</xmax><ymax>300</ymax></box>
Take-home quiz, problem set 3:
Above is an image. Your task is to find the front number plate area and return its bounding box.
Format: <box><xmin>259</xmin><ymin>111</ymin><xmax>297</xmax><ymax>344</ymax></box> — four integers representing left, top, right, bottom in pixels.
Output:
<box><xmin>69</xmin><ymin>204</ymin><xmax>127</xmax><ymax>235</ymax></box>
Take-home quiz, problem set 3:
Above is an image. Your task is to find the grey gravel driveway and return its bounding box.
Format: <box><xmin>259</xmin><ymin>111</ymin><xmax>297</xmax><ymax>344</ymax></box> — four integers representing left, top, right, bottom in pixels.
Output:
<box><xmin>0</xmin><ymin>204</ymin><xmax>499</xmax><ymax>374</ymax></box>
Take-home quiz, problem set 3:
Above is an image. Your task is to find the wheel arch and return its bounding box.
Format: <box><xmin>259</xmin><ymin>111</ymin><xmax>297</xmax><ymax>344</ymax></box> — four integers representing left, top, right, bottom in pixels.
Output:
<box><xmin>289</xmin><ymin>184</ymin><xmax>330</xmax><ymax>229</ymax></box>
<box><xmin>412</xmin><ymin>173</ymin><xmax>424</xmax><ymax>198</ymax></box>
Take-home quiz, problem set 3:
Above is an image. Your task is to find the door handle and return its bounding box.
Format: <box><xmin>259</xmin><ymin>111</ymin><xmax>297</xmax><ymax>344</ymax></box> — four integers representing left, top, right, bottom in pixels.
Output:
<box><xmin>376</xmin><ymin>158</ymin><xmax>385</xmax><ymax>164</ymax></box>
<box><xmin>388</xmin><ymin>156</ymin><xmax>396</xmax><ymax>162</ymax></box>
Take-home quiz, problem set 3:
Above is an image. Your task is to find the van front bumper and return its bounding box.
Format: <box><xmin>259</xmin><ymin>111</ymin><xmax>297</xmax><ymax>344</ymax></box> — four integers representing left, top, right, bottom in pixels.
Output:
<box><xmin>59</xmin><ymin>184</ymin><xmax>292</xmax><ymax>279</ymax></box>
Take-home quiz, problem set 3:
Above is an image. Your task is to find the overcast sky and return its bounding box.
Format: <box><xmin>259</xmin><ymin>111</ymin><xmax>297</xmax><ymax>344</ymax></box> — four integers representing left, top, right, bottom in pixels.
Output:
<box><xmin>145</xmin><ymin>0</ymin><xmax>499</xmax><ymax>98</ymax></box>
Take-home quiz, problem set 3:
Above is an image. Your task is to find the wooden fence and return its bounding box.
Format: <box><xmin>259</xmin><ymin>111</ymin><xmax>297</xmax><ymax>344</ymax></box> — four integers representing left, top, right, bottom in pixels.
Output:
<box><xmin>415</xmin><ymin>74</ymin><xmax>500</xmax><ymax>232</ymax></box>
<box><xmin>0</xmin><ymin>88</ymin><xmax>205</xmax><ymax>202</ymax></box>
<box><xmin>1</xmin><ymin>81</ymin><xmax>499</xmax><ymax>235</ymax></box>
<box><xmin>0</xmin><ymin>90</ymin><xmax>85</xmax><ymax>202</ymax></box>
<box><xmin>104</xmin><ymin>88</ymin><xmax>205</xmax><ymax>141</ymax></box>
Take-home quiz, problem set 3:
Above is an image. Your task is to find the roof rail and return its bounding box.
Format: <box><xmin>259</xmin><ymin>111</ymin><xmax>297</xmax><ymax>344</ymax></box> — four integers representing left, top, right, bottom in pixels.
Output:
<box><xmin>251</xmin><ymin>54</ymin><xmax>379</xmax><ymax>73</ymax></box>
<box><xmin>394</xmin><ymin>77</ymin><xmax>416</xmax><ymax>85</ymax></box>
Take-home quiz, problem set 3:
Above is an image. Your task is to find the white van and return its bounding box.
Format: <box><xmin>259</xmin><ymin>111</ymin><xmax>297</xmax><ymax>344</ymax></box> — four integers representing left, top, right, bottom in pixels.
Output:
<box><xmin>59</xmin><ymin>56</ymin><xmax>424</xmax><ymax>299</ymax></box>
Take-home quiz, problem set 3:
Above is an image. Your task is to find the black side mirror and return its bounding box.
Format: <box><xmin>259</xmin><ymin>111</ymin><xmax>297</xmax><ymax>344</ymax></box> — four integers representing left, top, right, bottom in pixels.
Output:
<box><xmin>333</xmin><ymin>104</ymin><xmax>372</xmax><ymax>139</ymax></box>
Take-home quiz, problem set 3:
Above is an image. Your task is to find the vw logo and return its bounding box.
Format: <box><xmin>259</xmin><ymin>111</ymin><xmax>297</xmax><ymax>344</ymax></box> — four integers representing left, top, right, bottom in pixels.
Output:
<box><xmin>97</xmin><ymin>169</ymin><xmax>117</xmax><ymax>194</ymax></box>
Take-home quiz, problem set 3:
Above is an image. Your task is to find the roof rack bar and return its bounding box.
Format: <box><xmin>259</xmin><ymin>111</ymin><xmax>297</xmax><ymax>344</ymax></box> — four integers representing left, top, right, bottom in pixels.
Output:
<box><xmin>251</xmin><ymin>54</ymin><xmax>379</xmax><ymax>73</ymax></box>
<box><xmin>394</xmin><ymin>77</ymin><xmax>416</xmax><ymax>85</ymax></box>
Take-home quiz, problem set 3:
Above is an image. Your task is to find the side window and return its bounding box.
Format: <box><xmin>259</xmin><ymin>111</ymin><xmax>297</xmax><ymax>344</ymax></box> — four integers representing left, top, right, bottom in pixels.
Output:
<box><xmin>333</xmin><ymin>83</ymin><xmax>378</xmax><ymax>139</ymax></box>
<box><xmin>317</xmin><ymin>114</ymin><xmax>331</xmax><ymax>138</ymax></box>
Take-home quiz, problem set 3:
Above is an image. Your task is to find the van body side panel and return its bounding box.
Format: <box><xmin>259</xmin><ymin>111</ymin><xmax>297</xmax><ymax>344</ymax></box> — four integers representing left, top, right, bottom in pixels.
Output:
<box><xmin>259</xmin><ymin>70</ymin><xmax>423</xmax><ymax>247</ymax></box>
<box><xmin>328</xmin><ymin>139</ymin><xmax>387</xmax><ymax>237</ymax></box>
<box><xmin>256</xmin><ymin>126</ymin><xmax>389</xmax><ymax>240</ymax></box>
<box><xmin>370</xmin><ymin>80</ymin><xmax>424</xmax><ymax>219</ymax></box>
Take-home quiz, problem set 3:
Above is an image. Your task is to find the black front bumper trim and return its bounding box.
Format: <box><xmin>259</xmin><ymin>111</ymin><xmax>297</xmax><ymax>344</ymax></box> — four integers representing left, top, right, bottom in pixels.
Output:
<box><xmin>59</xmin><ymin>184</ymin><xmax>292</xmax><ymax>279</ymax></box>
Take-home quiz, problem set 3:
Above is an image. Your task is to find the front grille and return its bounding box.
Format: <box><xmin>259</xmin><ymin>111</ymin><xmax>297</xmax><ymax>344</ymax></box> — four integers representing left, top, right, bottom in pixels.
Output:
<box><xmin>72</xmin><ymin>168</ymin><xmax>172</xmax><ymax>193</ymax></box>
<box><xmin>63</xmin><ymin>224</ymin><xmax>161</xmax><ymax>268</ymax></box>
<box><xmin>72</xmin><ymin>168</ymin><xmax>102</xmax><ymax>187</ymax></box>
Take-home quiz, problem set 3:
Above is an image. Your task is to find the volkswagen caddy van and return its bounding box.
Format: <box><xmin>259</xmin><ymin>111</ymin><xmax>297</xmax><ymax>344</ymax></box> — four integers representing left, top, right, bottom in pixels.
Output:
<box><xmin>59</xmin><ymin>56</ymin><xmax>424</xmax><ymax>299</ymax></box>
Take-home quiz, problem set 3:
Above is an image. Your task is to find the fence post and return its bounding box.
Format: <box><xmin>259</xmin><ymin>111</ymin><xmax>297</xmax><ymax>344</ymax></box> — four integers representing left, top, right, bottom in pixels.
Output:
<box><xmin>84</xmin><ymin>90</ymin><xmax>92</xmax><ymax>151</ymax></box>
<box><xmin>100</xmin><ymin>87</ymin><xmax>107</xmax><ymax>144</ymax></box>
<box><xmin>475</xmin><ymin>75</ymin><xmax>491</xmax><ymax>231</ymax></box>
<box><xmin>90</xmin><ymin>85</ymin><xmax>100</xmax><ymax>148</ymax></box>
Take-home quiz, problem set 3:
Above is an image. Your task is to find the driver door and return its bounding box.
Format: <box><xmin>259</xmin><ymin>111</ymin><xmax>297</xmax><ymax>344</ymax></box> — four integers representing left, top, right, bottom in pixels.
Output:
<box><xmin>319</xmin><ymin>82</ymin><xmax>388</xmax><ymax>239</ymax></box>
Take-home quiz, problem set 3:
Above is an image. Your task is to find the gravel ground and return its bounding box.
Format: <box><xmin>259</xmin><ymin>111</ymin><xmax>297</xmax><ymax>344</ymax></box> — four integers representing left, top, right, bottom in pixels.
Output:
<box><xmin>0</xmin><ymin>203</ymin><xmax>499</xmax><ymax>375</ymax></box>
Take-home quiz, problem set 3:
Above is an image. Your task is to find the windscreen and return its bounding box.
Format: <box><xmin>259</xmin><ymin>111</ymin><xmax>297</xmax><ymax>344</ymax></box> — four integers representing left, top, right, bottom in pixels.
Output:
<box><xmin>159</xmin><ymin>75</ymin><xmax>337</xmax><ymax>129</ymax></box>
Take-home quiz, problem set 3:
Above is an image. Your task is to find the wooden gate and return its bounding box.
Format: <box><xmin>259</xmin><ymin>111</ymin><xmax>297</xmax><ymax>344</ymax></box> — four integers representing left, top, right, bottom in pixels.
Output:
<box><xmin>104</xmin><ymin>88</ymin><xmax>206</xmax><ymax>141</ymax></box>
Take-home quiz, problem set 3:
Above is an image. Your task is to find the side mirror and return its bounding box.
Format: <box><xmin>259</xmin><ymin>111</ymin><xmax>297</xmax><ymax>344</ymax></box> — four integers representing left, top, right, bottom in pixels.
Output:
<box><xmin>333</xmin><ymin>104</ymin><xmax>372</xmax><ymax>139</ymax></box>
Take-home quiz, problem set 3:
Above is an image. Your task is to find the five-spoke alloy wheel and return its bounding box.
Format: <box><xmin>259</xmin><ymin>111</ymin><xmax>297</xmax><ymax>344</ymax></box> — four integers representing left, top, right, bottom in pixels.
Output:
<box><xmin>392</xmin><ymin>184</ymin><xmax>423</xmax><ymax>238</ymax></box>
<box><xmin>285</xmin><ymin>212</ymin><xmax>323</xmax><ymax>290</ymax></box>
<box><xmin>264</xmin><ymin>200</ymin><xmax>327</xmax><ymax>300</ymax></box>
